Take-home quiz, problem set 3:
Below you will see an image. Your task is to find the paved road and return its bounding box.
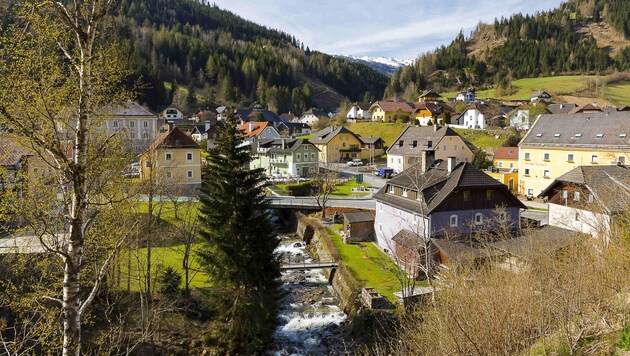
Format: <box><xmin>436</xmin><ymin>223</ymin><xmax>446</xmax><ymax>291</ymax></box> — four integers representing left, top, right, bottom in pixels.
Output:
<box><xmin>323</xmin><ymin>163</ymin><xmax>388</xmax><ymax>189</ymax></box>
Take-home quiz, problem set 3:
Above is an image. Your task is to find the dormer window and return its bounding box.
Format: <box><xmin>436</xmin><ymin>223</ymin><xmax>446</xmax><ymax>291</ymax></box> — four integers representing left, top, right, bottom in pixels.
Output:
<box><xmin>554</xmin><ymin>134</ymin><xmax>561</xmax><ymax>138</ymax></box>
<box><xmin>536</xmin><ymin>133</ymin><xmax>542</xmax><ymax>138</ymax></box>
<box><xmin>463</xmin><ymin>191</ymin><xmax>471</xmax><ymax>201</ymax></box>
<box><xmin>620</xmin><ymin>134</ymin><xmax>627</xmax><ymax>138</ymax></box>
<box><xmin>388</xmin><ymin>185</ymin><xmax>395</xmax><ymax>194</ymax></box>
<box><xmin>574</xmin><ymin>133</ymin><xmax>582</xmax><ymax>138</ymax></box>
<box><xmin>596</xmin><ymin>134</ymin><xmax>604</xmax><ymax>139</ymax></box>
<box><xmin>399</xmin><ymin>140</ymin><xmax>404</xmax><ymax>147</ymax></box>
<box><xmin>402</xmin><ymin>188</ymin><xmax>408</xmax><ymax>198</ymax></box>
<box><xmin>412</xmin><ymin>140</ymin><xmax>417</xmax><ymax>148</ymax></box>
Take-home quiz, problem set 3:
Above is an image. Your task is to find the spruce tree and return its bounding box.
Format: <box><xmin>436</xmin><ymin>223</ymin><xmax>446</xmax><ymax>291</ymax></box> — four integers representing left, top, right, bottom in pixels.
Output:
<box><xmin>197</xmin><ymin>110</ymin><xmax>280</xmax><ymax>353</ymax></box>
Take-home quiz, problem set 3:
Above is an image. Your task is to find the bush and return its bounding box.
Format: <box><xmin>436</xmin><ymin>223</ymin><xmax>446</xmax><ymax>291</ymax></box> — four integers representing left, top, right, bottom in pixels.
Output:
<box><xmin>159</xmin><ymin>266</ymin><xmax>182</xmax><ymax>297</ymax></box>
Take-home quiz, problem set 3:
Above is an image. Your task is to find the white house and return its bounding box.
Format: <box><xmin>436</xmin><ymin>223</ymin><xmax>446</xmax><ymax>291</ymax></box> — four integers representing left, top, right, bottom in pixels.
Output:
<box><xmin>298</xmin><ymin>108</ymin><xmax>327</xmax><ymax>125</ymax></box>
<box><xmin>160</xmin><ymin>107</ymin><xmax>184</xmax><ymax>121</ymax></box>
<box><xmin>455</xmin><ymin>89</ymin><xmax>475</xmax><ymax>103</ymax></box>
<box><xmin>460</xmin><ymin>102</ymin><xmax>505</xmax><ymax>129</ymax></box>
<box><xmin>539</xmin><ymin>165</ymin><xmax>630</xmax><ymax>241</ymax></box>
<box><xmin>101</xmin><ymin>101</ymin><xmax>160</xmax><ymax>152</ymax></box>
<box><xmin>530</xmin><ymin>90</ymin><xmax>552</xmax><ymax>102</ymax></box>
<box><xmin>346</xmin><ymin>102</ymin><xmax>372</xmax><ymax>122</ymax></box>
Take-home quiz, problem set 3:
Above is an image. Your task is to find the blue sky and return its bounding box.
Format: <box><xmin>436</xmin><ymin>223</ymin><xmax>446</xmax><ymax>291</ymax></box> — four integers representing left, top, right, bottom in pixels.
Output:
<box><xmin>211</xmin><ymin>0</ymin><xmax>565</xmax><ymax>60</ymax></box>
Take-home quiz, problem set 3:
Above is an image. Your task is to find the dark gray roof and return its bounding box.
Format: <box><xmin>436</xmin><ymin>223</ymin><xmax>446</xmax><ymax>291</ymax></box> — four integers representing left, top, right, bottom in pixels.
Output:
<box><xmin>386</xmin><ymin>126</ymin><xmax>475</xmax><ymax>156</ymax></box>
<box><xmin>520</xmin><ymin>112</ymin><xmax>630</xmax><ymax>149</ymax></box>
<box><xmin>354</xmin><ymin>102</ymin><xmax>372</xmax><ymax>111</ymax></box>
<box><xmin>236</xmin><ymin>109</ymin><xmax>283</xmax><ymax>123</ymax></box>
<box><xmin>531</xmin><ymin>90</ymin><xmax>551</xmax><ymax>98</ymax></box>
<box><xmin>358</xmin><ymin>137</ymin><xmax>382</xmax><ymax>145</ymax></box>
<box><xmin>431</xmin><ymin>238</ymin><xmax>500</xmax><ymax>261</ymax></box>
<box><xmin>490</xmin><ymin>226</ymin><xmax>578</xmax><ymax>258</ymax></box>
<box><xmin>343</xmin><ymin>211</ymin><xmax>375</xmax><ymax>223</ymax></box>
<box><xmin>303</xmin><ymin>108</ymin><xmax>328</xmax><ymax>118</ymax></box>
<box><xmin>374</xmin><ymin>161</ymin><xmax>525</xmax><ymax>214</ymax></box>
<box><xmin>547</xmin><ymin>103</ymin><xmax>577</xmax><ymax>114</ymax></box>
<box><xmin>103</xmin><ymin>101</ymin><xmax>156</xmax><ymax>118</ymax></box>
<box><xmin>393</xmin><ymin>229</ymin><xmax>423</xmax><ymax>249</ymax></box>
<box><xmin>309</xmin><ymin>126</ymin><xmax>356</xmax><ymax>144</ymax></box>
<box><xmin>256</xmin><ymin>138</ymin><xmax>317</xmax><ymax>154</ymax></box>
<box><xmin>540</xmin><ymin>165</ymin><xmax>630</xmax><ymax>213</ymax></box>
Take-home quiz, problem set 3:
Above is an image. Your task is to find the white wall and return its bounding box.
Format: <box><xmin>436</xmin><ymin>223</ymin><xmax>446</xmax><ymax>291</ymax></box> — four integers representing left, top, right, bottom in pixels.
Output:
<box><xmin>374</xmin><ymin>200</ymin><xmax>429</xmax><ymax>253</ymax></box>
<box><xmin>548</xmin><ymin>203</ymin><xmax>610</xmax><ymax>239</ymax></box>
<box><xmin>387</xmin><ymin>154</ymin><xmax>405</xmax><ymax>173</ymax></box>
<box><xmin>462</xmin><ymin>109</ymin><xmax>485</xmax><ymax>129</ymax></box>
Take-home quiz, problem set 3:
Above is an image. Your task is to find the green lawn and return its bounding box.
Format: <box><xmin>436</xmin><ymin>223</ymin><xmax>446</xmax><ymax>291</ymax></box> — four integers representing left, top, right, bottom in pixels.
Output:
<box><xmin>118</xmin><ymin>244</ymin><xmax>211</xmax><ymax>292</ymax></box>
<box><xmin>326</xmin><ymin>226</ymin><xmax>405</xmax><ymax>303</ymax></box>
<box><xmin>331</xmin><ymin>179</ymin><xmax>370</xmax><ymax>197</ymax></box>
<box><xmin>453</xmin><ymin>128</ymin><xmax>508</xmax><ymax>148</ymax></box>
<box><xmin>605</xmin><ymin>81</ymin><xmax>630</xmax><ymax>105</ymax></box>
<box><xmin>346</xmin><ymin>122</ymin><xmax>406</xmax><ymax>147</ymax></box>
<box><xmin>135</xmin><ymin>201</ymin><xmax>202</xmax><ymax>227</ymax></box>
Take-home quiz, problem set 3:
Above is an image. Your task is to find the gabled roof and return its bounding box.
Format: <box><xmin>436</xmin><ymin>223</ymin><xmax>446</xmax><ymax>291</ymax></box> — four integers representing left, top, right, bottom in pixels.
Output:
<box><xmin>386</xmin><ymin>126</ymin><xmax>476</xmax><ymax>156</ymax></box>
<box><xmin>190</xmin><ymin>125</ymin><xmax>205</xmax><ymax>134</ymax></box>
<box><xmin>374</xmin><ymin>161</ymin><xmax>525</xmax><ymax>214</ymax></box>
<box><xmin>149</xmin><ymin>127</ymin><xmax>199</xmax><ymax>151</ymax></box>
<box><xmin>569</xmin><ymin>103</ymin><xmax>602</xmax><ymax>113</ymax></box>
<box><xmin>309</xmin><ymin>126</ymin><xmax>357</xmax><ymax>144</ymax></box>
<box><xmin>494</xmin><ymin>147</ymin><xmax>518</xmax><ymax>160</ymax></box>
<box><xmin>0</xmin><ymin>138</ymin><xmax>33</xmax><ymax>167</ymax></box>
<box><xmin>302</xmin><ymin>108</ymin><xmax>328</xmax><ymax>118</ymax></box>
<box><xmin>279</xmin><ymin>113</ymin><xmax>296</xmax><ymax>122</ymax></box>
<box><xmin>255</xmin><ymin>138</ymin><xmax>318</xmax><ymax>154</ymax></box>
<box><xmin>531</xmin><ymin>90</ymin><xmax>551</xmax><ymax>98</ymax></box>
<box><xmin>239</xmin><ymin>121</ymin><xmax>277</xmax><ymax>138</ymax></box>
<box><xmin>236</xmin><ymin>109</ymin><xmax>283</xmax><ymax>123</ymax></box>
<box><xmin>547</xmin><ymin>103</ymin><xmax>577</xmax><ymax>114</ymax></box>
<box><xmin>466</xmin><ymin>102</ymin><xmax>505</xmax><ymax>118</ymax></box>
<box><xmin>520</xmin><ymin>112</ymin><xmax>630</xmax><ymax>148</ymax></box>
<box><xmin>103</xmin><ymin>101</ymin><xmax>156</xmax><ymax>118</ymax></box>
<box><xmin>369</xmin><ymin>100</ymin><xmax>414</xmax><ymax>113</ymax></box>
<box><xmin>418</xmin><ymin>89</ymin><xmax>441</xmax><ymax>99</ymax></box>
<box><xmin>352</xmin><ymin>102</ymin><xmax>372</xmax><ymax>111</ymax></box>
<box><xmin>412</xmin><ymin>101</ymin><xmax>442</xmax><ymax>115</ymax></box>
<box><xmin>358</xmin><ymin>137</ymin><xmax>382</xmax><ymax>145</ymax></box>
<box><xmin>539</xmin><ymin>165</ymin><xmax>630</xmax><ymax>213</ymax></box>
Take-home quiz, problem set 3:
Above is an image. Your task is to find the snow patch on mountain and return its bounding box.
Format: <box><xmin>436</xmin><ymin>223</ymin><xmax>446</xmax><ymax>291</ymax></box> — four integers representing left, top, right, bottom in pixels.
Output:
<box><xmin>336</xmin><ymin>55</ymin><xmax>414</xmax><ymax>76</ymax></box>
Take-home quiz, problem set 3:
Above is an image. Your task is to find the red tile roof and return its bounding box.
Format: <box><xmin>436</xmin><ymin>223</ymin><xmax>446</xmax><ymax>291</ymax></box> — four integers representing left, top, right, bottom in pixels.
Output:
<box><xmin>239</xmin><ymin>121</ymin><xmax>273</xmax><ymax>138</ymax></box>
<box><xmin>370</xmin><ymin>100</ymin><xmax>414</xmax><ymax>113</ymax></box>
<box><xmin>150</xmin><ymin>127</ymin><xmax>199</xmax><ymax>151</ymax></box>
<box><xmin>494</xmin><ymin>147</ymin><xmax>519</xmax><ymax>160</ymax></box>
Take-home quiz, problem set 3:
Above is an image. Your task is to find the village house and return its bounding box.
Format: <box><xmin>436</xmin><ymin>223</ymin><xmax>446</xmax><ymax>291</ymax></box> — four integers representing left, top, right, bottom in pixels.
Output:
<box><xmin>488</xmin><ymin>147</ymin><xmax>519</xmax><ymax>194</ymax></box>
<box><xmin>250</xmin><ymin>138</ymin><xmax>319</xmax><ymax>178</ymax></box>
<box><xmin>239</xmin><ymin>121</ymin><xmax>281</xmax><ymax>144</ymax></box>
<box><xmin>236</xmin><ymin>104</ymin><xmax>284</xmax><ymax>125</ymax></box>
<box><xmin>387</xmin><ymin>125</ymin><xmax>476</xmax><ymax>174</ymax></box>
<box><xmin>411</xmin><ymin>102</ymin><xmax>443</xmax><ymax>126</ymax></box>
<box><xmin>459</xmin><ymin>102</ymin><xmax>505</xmax><ymax>129</ymax></box>
<box><xmin>373</xmin><ymin>158</ymin><xmax>526</xmax><ymax>258</ymax></box>
<box><xmin>417</xmin><ymin>89</ymin><xmax>443</xmax><ymax>103</ymax></box>
<box><xmin>189</xmin><ymin>125</ymin><xmax>207</xmax><ymax>142</ymax></box>
<box><xmin>297</xmin><ymin>108</ymin><xmax>328</xmax><ymax>126</ymax></box>
<box><xmin>539</xmin><ymin>165</ymin><xmax>630</xmax><ymax>240</ymax></box>
<box><xmin>279</xmin><ymin>112</ymin><xmax>297</xmax><ymax>122</ymax></box>
<box><xmin>518</xmin><ymin>112</ymin><xmax>630</xmax><ymax>197</ymax></box>
<box><xmin>101</xmin><ymin>101</ymin><xmax>160</xmax><ymax>152</ymax></box>
<box><xmin>368</xmin><ymin>100</ymin><xmax>414</xmax><ymax>122</ymax></box>
<box><xmin>190</xmin><ymin>107</ymin><xmax>217</xmax><ymax>123</ymax></box>
<box><xmin>346</xmin><ymin>102</ymin><xmax>372</xmax><ymax>122</ymax></box>
<box><xmin>139</xmin><ymin>126</ymin><xmax>202</xmax><ymax>189</ymax></box>
<box><xmin>342</xmin><ymin>211</ymin><xmax>375</xmax><ymax>243</ymax></box>
<box><xmin>205</xmin><ymin>121</ymin><xmax>225</xmax><ymax>150</ymax></box>
<box><xmin>569</xmin><ymin>103</ymin><xmax>603</xmax><ymax>114</ymax></box>
<box><xmin>530</xmin><ymin>90</ymin><xmax>552</xmax><ymax>102</ymax></box>
<box><xmin>455</xmin><ymin>88</ymin><xmax>476</xmax><ymax>103</ymax></box>
<box><xmin>309</xmin><ymin>126</ymin><xmax>382</xmax><ymax>164</ymax></box>
<box><xmin>159</xmin><ymin>106</ymin><xmax>184</xmax><ymax>121</ymax></box>
<box><xmin>0</xmin><ymin>138</ymin><xmax>51</xmax><ymax>191</ymax></box>
<box><xmin>547</xmin><ymin>103</ymin><xmax>577</xmax><ymax>114</ymax></box>
<box><xmin>275</xmin><ymin>122</ymin><xmax>311</xmax><ymax>137</ymax></box>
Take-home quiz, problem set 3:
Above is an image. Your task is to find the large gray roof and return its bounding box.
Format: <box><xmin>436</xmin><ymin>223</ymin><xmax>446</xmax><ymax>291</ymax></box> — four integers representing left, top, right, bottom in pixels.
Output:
<box><xmin>309</xmin><ymin>126</ymin><xmax>356</xmax><ymax>144</ymax></box>
<box><xmin>540</xmin><ymin>165</ymin><xmax>630</xmax><ymax>213</ymax></box>
<box><xmin>387</xmin><ymin>126</ymin><xmax>475</xmax><ymax>156</ymax></box>
<box><xmin>104</xmin><ymin>101</ymin><xmax>156</xmax><ymax>118</ymax></box>
<box><xmin>520</xmin><ymin>112</ymin><xmax>630</xmax><ymax>149</ymax></box>
<box><xmin>547</xmin><ymin>103</ymin><xmax>577</xmax><ymax>114</ymax></box>
<box><xmin>255</xmin><ymin>138</ymin><xmax>317</xmax><ymax>154</ymax></box>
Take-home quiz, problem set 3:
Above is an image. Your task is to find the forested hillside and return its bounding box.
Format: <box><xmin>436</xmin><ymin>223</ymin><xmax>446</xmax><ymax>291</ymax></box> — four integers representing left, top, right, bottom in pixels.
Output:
<box><xmin>386</xmin><ymin>0</ymin><xmax>630</xmax><ymax>99</ymax></box>
<box><xmin>111</xmin><ymin>0</ymin><xmax>388</xmax><ymax>111</ymax></box>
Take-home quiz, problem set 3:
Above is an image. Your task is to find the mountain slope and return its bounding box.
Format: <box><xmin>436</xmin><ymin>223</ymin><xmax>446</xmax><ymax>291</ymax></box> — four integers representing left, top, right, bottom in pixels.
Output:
<box><xmin>112</xmin><ymin>0</ymin><xmax>389</xmax><ymax>111</ymax></box>
<box><xmin>386</xmin><ymin>0</ymin><xmax>630</xmax><ymax>100</ymax></box>
<box><xmin>336</xmin><ymin>55</ymin><xmax>413</xmax><ymax>76</ymax></box>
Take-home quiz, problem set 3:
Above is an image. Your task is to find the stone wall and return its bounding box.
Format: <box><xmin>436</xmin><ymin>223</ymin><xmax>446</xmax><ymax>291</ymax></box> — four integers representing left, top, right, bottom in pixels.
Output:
<box><xmin>295</xmin><ymin>213</ymin><xmax>361</xmax><ymax>315</ymax></box>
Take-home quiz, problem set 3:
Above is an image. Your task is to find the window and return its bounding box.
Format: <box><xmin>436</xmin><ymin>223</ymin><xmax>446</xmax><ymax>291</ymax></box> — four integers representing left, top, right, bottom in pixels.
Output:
<box><xmin>142</xmin><ymin>132</ymin><xmax>148</xmax><ymax>139</ymax></box>
<box><xmin>573</xmin><ymin>191</ymin><xmax>580</xmax><ymax>201</ymax></box>
<box><xmin>113</xmin><ymin>121</ymin><xmax>118</xmax><ymax>128</ymax></box>
<box><xmin>402</xmin><ymin>188</ymin><xmax>408</xmax><ymax>198</ymax></box>
<box><xmin>165</xmin><ymin>171</ymin><xmax>172</xmax><ymax>179</ymax></box>
<box><xmin>311</xmin><ymin>153</ymin><xmax>316</xmax><ymax>160</ymax></box>
<box><xmin>543</xmin><ymin>169</ymin><xmax>550</xmax><ymax>178</ymax></box>
<box><xmin>588</xmin><ymin>194</ymin><xmax>594</xmax><ymax>203</ymax></box>
<box><xmin>474</xmin><ymin>213</ymin><xmax>483</xmax><ymax>225</ymax></box>
<box><xmin>463</xmin><ymin>191</ymin><xmax>471</xmax><ymax>201</ymax></box>
<box><xmin>527</xmin><ymin>188</ymin><xmax>534</xmax><ymax>196</ymax></box>
<box><xmin>619</xmin><ymin>156</ymin><xmax>626</xmax><ymax>165</ymax></box>
<box><xmin>296</xmin><ymin>153</ymin><xmax>301</xmax><ymax>162</ymax></box>
<box><xmin>165</xmin><ymin>153</ymin><xmax>172</xmax><ymax>161</ymax></box>
<box><xmin>543</xmin><ymin>153</ymin><xmax>550</xmax><ymax>161</ymax></box>
<box><xmin>379</xmin><ymin>203</ymin><xmax>383</xmax><ymax>212</ymax></box>
<box><xmin>524</xmin><ymin>152</ymin><xmax>530</xmax><ymax>160</ymax></box>
<box><xmin>509</xmin><ymin>162</ymin><xmax>514</xmax><ymax>169</ymax></box>
<box><xmin>574</xmin><ymin>133</ymin><xmax>582</xmax><ymax>138</ymax></box>
<box><xmin>620</xmin><ymin>133</ymin><xmax>628</xmax><ymax>138</ymax></box>
<box><xmin>536</xmin><ymin>133</ymin><xmax>542</xmax><ymax>138</ymax></box>
<box><xmin>524</xmin><ymin>168</ymin><xmax>530</xmax><ymax>176</ymax></box>
<box><xmin>186</xmin><ymin>153</ymin><xmax>193</xmax><ymax>161</ymax></box>
<box><xmin>379</xmin><ymin>224</ymin><xmax>382</xmax><ymax>232</ymax></box>
<box><xmin>575</xmin><ymin>212</ymin><xmax>580</xmax><ymax>221</ymax></box>
<box><xmin>554</xmin><ymin>133</ymin><xmax>561</xmax><ymax>138</ymax></box>
<box><xmin>595</xmin><ymin>133</ymin><xmax>604</xmax><ymax>139</ymax></box>
<box><xmin>591</xmin><ymin>155</ymin><xmax>599</xmax><ymax>163</ymax></box>
<box><xmin>486</xmin><ymin>190</ymin><xmax>493</xmax><ymax>200</ymax></box>
<box><xmin>130</xmin><ymin>121</ymin><xmax>135</xmax><ymax>128</ymax></box>
<box><xmin>389</xmin><ymin>185</ymin><xmax>394</xmax><ymax>194</ymax></box>
<box><xmin>498</xmin><ymin>162</ymin><xmax>503</xmax><ymax>168</ymax></box>
<box><xmin>449</xmin><ymin>215</ymin><xmax>458</xmax><ymax>227</ymax></box>
<box><xmin>130</xmin><ymin>132</ymin><xmax>135</xmax><ymax>139</ymax></box>
<box><xmin>187</xmin><ymin>170</ymin><xmax>193</xmax><ymax>178</ymax></box>
<box><xmin>145</xmin><ymin>161</ymin><xmax>151</xmax><ymax>168</ymax></box>
<box><xmin>562</xmin><ymin>190</ymin><xmax>568</xmax><ymax>199</ymax></box>
<box><xmin>143</xmin><ymin>121</ymin><xmax>148</xmax><ymax>128</ymax></box>
<box><xmin>568</xmin><ymin>154</ymin><xmax>574</xmax><ymax>162</ymax></box>
<box><xmin>498</xmin><ymin>212</ymin><xmax>507</xmax><ymax>223</ymax></box>
<box><xmin>304</xmin><ymin>146</ymin><xmax>308</xmax><ymax>150</ymax></box>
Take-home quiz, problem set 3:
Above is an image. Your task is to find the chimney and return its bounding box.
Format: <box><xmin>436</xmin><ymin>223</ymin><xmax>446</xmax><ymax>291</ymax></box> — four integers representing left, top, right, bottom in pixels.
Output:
<box><xmin>168</xmin><ymin>122</ymin><xmax>174</xmax><ymax>131</ymax></box>
<box><xmin>249</xmin><ymin>122</ymin><xmax>254</xmax><ymax>133</ymax></box>
<box><xmin>447</xmin><ymin>157</ymin><xmax>456</xmax><ymax>173</ymax></box>
<box><xmin>434</xmin><ymin>123</ymin><xmax>439</xmax><ymax>132</ymax></box>
<box><xmin>281</xmin><ymin>139</ymin><xmax>286</xmax><ymax>150</ymax></box>
<box><xmin>421</xmin><ymin>150</ymin><xmax>435</xmax><ymax>173</ymax></box>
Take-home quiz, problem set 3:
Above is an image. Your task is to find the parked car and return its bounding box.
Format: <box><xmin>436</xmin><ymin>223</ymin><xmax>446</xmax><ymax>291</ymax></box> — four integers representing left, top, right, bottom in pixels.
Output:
<box><xmin>271</xmin><ymin>171</ymin><xmax>283</xmax><ymax>179</ymax></box>
<box><xmin>347</xmin><ymin>159</ymin><xmax>363</xmax><ymax>166</ymax></box>
<box><xmin>374</xmin><ymin>168</ymin><xmax>394</xmax><ymax>178</ymax></box>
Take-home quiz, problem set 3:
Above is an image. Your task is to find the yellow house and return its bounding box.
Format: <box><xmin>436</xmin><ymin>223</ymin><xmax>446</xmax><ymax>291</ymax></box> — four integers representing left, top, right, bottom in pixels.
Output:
<box><xmin>518</xmin><ymin>112</ymin><xmax>630</xmax><ymax>197</ymax></box>
<box><xmin>488</xmin><ymin>171</ymin><xmax>519</xmax><ymax>194</ymax></box>
<box><xmin>309</xmin><ymin>126</ymin><xmax>383</xmax><ymax>163</ymax></box>
<box><xmin>140</xmin><ymin>126</ymin><xmax>202</xmax><ymax>188</ymax></box>
<box><xmin>369</xmin><ymin>101</ymin><xmax>414</xmax><ymax>122</ymax></box>
<box><xmin>493</xmin><ymin>147</ymin><xmax>519</xmax><ymax>172</ymax></box>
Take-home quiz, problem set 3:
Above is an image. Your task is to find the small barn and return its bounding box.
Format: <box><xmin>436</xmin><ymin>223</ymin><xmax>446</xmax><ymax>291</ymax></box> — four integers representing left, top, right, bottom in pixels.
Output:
<box><xmin>342</xmin><ymin>211</ymin><xmax>375</xmax><ymax>243</ymax></box>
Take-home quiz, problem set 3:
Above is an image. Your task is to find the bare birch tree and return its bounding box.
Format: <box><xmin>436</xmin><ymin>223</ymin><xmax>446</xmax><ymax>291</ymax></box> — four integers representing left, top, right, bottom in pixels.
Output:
<box><xmin>0</xmin><ymin>1</ymin><xmax>136</xmax><ymax>354</ymax></box>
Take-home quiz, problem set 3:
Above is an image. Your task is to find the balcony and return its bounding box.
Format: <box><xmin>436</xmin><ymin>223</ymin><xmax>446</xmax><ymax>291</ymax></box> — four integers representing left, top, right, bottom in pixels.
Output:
<box><xmin>339</xmin><ymin>146</ymin><xmax>361</xmax><ymax>153</ymax></box>
<box><xmin>269</xmin><ymin>158</ymin><xmax>288</xmax><ymax>165</ymax></box>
